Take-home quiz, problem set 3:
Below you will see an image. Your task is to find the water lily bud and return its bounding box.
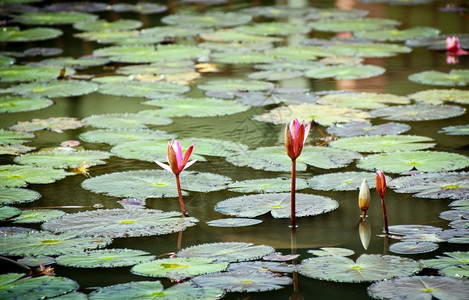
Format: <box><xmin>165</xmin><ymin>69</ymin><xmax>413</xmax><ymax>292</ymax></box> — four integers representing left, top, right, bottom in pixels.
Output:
<box><xmin>285</xmin><ymin>119</ymin><xmax>311</xmax><ymax>160</ymax></box>
<box><xmin>375</xmin><ymin>170</ymin><xmax>386</xmax><ymax>200</ymax></box>
<box><xmin>358</xmin><ymin>178</ymin><xmax>371</xmax><ymax>216</ymax></box>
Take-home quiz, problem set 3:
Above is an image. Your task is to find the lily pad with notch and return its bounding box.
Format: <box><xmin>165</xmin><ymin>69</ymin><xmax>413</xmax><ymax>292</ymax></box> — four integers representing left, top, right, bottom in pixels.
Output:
<box><xmin>0</xmin><ymin>164</ymin><xmax>72</xmax><ymax>187</ymax></box>
<box><xmin>200</xmin><ymin>29</ymin><xmax>283</xmax><ymax>43</ymax></box>
<box><xmin>79</xmin><ymin>128</ymin><xmax>176</xmax><ymax>145</ymax></box>
<box><xmin>305</xmin><ymin>64</ymin><xmax>385</xmax><ymax>80</ymax></box>
<box><xmin>354</xmin><ymin>26</ymin><xmax>440</xmax><ymax>42</ymax></box>
<box><xmin>408</xmin><ymin>69</ymin><xmax>469</xmax><ymax>86</ymax></box>
<box><xmin>0</xmin><ymin>206</ymin><xmax>21</xmax><ymax>221</ymax></box>
<box><xmin>323</xmin><ymin>42</ymin><xmax>412</xmax><ymax>58</ymax></box>
<box><xmin>307</xmin><ymin>247</ymin><xmax>355</xmax><ymax>257</ymax></box>
<box><xmin>0</xmin><ymin>65</ymin><xmax>75</xmax><ymax>83</ymax></box>
<box><xmin>307</xmin><ymin>171</ymin><xmax>388</xmax><ymax>191</ymax></box>
<box><xmin>327</xmin><ymin>121</ymin><xmax>411</xmax><ymax>137</ymax></box>
<box><xmin>318</xmin><ymin>92</ymin><xmax>410</xmax><ymax>109</ymax></box>
<box><xmin>329</xmin><ymin>135</ymin><xmax>435</xmax><ymax>153</ymax></box>
<box><xmin>227</xmin><ymin>177</ymin><xmax>308</xmax><ymax>193</ymax></box>
<box><xmin>308</xmin><ymin>18</ymin><xmax>400</xmax><ymax>32</ymax></box>
<box><xmin>0</xmin><ymin>95</ymin><xmax>54</xmax><ymax>113</ymax></box>
<box><xmin>83</xmin><ymin>113</ymin><xmax>172</xmax><ymax>129</ymax></box>
<box><xmin>0</xmin><ymin>27</ymin><xmax>62</xmax><ymax>42</ymax></box>
<box><xmin>1</xmin><ymin>80</ymin><xmax>98</xmax><ymax>98</ymax></box>
<box><xmin>389</xmin><ymin>241</ymin><xmax>439</xmax><ymax>255</ymax></box>
<box><xmin>407</xmin><ymin>88</ymin><xmax>469</xmax><ymax>105</ymax></box>
<box><xmin>98</xmin><ymin>81</ymin><xmax>190</xmax><ymax>98</ymax></box>
<box><xmin>56</xmin><ymin>248</ymin><xmax>155</xmax><ymax>268</ymax></box>
<box><xmin>9</xmin><ymin>117</ymin><xmax>85</xmax><ymax>133</ymax></box>
<box><xmin>11</xmin><ymin>209</ymin><xmax>65</xmax><ymax>224</ymax></box>
<box><xmin>370</xmin><ymin>104</ymin><xmax>465</xmax><ymax>121</ymax></box>
<box><xmin>0</xmin><ymin>187</ymin><xmax>41</xmax><ymax>205</ymax></box>
<box><xmin>73</xmin><ymin>19</ymin><xmax>143</xmax><ymax>31</ymax></box>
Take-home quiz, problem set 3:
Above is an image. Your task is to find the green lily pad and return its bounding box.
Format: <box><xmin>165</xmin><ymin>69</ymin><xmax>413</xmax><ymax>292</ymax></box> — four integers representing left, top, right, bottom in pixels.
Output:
<box><xmin>141</xmin><ymin>97</ymin><xmax>250</xmax><ymax>117</ymax></box>
<box><xmin>227</xmin><ymin>177</ymin><xmax>308</xmax><ymax>193</ymax></box>
<box><xmin>162</xmin><ymin>12</ymin><xmax>252</xmax><ymax>28</ymax></box>
<box><xmin>254</xmin><ymin>60</ymin><xmax>324</xmax><ymax>71</ymax></box>
<box><xmin>73</xmin><ymin>19</ymin><xmax>143</xmax><ymax>31</ymax></box>
<box><xmin>370</xmin><ymin>104</ymin><xmax>465</xmax><ymax>121</ymax></box>
<box><xmin>76</xmin><ymin>30</ymin><xmax>140</xmax><ymax>43</ymax></box>
<box><xmin>389</xmin><ymin>241</ymin><xmax>439</xmax><ymax>255</ymax></box>
<box><xmin>0</xmin><ymin>187</ymin><xmax>41</xmax><ymax>205</ymax></box>
<box><xmin>83</xmin><ymin>113</ymin><xmax>172</xmax><ymax>129</ymax></box>
<box><xmin>215</xmin><ymin>193</ymin><xmax>338</xmax><ymax>218</ymax></box>
<box><xmin>440</xmin><ymin>124</ymin><xmax>469</xmax><ymax>135</ymax></box>
<box><xmin>408</xmin><ymin>70</ymin><xmax>469</xmax><ymax>86</ymax></box>
<box><xmin>9</xmin><ymin>117</ymin><xmax>85</xmax><ymax>133</ymax></box>
<box><xmin>34</xmin><ymin>56</ymin><xmax>110</xmax><ymax>69</ymax></box>
<box><xmin>178</xmin><ymin>242</ymin><xmax>275</xmax><ymax>262</ymax></box>
<box><xmin>197</xmin><ymin>79</ymin><xmax>275</xmax><ymax>92</ymax></box>
<box><xmin>98</xmin><ymin>81</ymin><xmax>190</xmax><ymax>97</ymax></box>
<box><xmin>142</xmin><ymin>25</ymin><xmax>212</xmax><ymax>39</ymax></box>
<box><xmin>253</xmin><ymin>103</ymin><xmax>370</xmax><ymax>126</ymax></box>
<box><xmin>0</xmin><ymin>95</ymin><xmax>53</xmax><ymax>113</ymax></box>
<box><xmin>200</xmin><ymin>29</ymin><xmax>283</xmax><ymax>43</ymax></box>
<box><xmin>15</xmin><ymin>11</ymin><xmax>98</xmax><ymax>25</ymax></box>
<box><xmin>324</xmin><ymin>42</ymin><xmax>412</xmax><ymax>58</ymax></box>
<box><xmin>355</xmin><ymin>26</ymin><xmax>440</xmax><ymax>42</ymax></box>
<box><xmin>109</xmin><ymin>2</ymin><xmax>167</xmax><ymax>14</ymax></box>
<box><xmin>388</xmin><ymin>172</ymin><xmax>469</xmax><ymax>199</ymax></box>
<box><xmin>117</xmin><ymin>61</ymin><xmax>194</xmax><ymax>76</ymax></box>
<box><xmin>266</xmin><ymin>46</ymin><xmax>332</xmax><ymax>60</ymax></box>
<box><xmin>0</xmin><ymin>144</ymin><xmax>36</xmax><ymax>155</ymax></box>
<box><xmin>227</xmin><ymin>145</ymin><xmax>361</xmax><ymax>172</ymax></box>
<box><xmin>309</xmin><ymin>18</ymin><xmax>400</xmax><ymax>32</ymax></box>
<box><xmin>211</xmin><ymin>52</ymin><xmax>276</xmax><ymax>64</ymax></box>
<box><xmin>179</xmin><ymin>137</ymin><xmax>248</xmax><ymax>157</ymax></box>
<box><xmin>88</xmin><ymin>281</ymin><xmax>224</xmax><ymax>300</ymax></box>
<box><xmin>0</xmin><ymin>54</ymin><xmax>15</xmax><ymax>66</ymax></box>
<box><xmin>0</xmin><ymin>129</ymin><xmax>34</xmax><ymax>145</ymax></box>
<box><xmin>0</xmin><ymin>273</ymin><xmax>78</xmax><ymax>300</ymax></box>
<box><xmin>241</xmin><ymin>5</ymin><xmax>314</xmax><ymax>18</ymax></box>
<box><xmin>305</xmin><ymin>7</ymin><xmax>368</xmax><ymax>20</ymax></box>
<box><xmin>228</xmin><ymin>261</ymin><xmax>294</xmax><ymax>273</ymax></box>
<box><xmin>248</xmin><ymin>70</ymin><xmax>303</xmax><ymax>81</ymax></box>
<box><xmin>305</xmin><ymin>64</ymin><xmax>385</xmax><ymax>80</ymax></box>
<box><xmin>14</xmin><ymin>149</ymin><xmax>111</xmax><ymax>169</ymax></box>
<box><xmin>440</xmin><ymin>265</ymin><xmax>469</xmax><ymax>277</ymax></box>
<box><xmin>0</xmin><ymin>164</ymin><xmax>72</xmax><ymax>187</ymax></box>
<box><xmin>92</xmin><ymin>45</ymin><xmax>155</xmax><ymax>57</ymax></box>
<box><xmin>367</xmin><ymin>276</ymin><xmax>469</xmax><ymax>300</ymax></box>
<box><xmin>0</xmin><ymin>27</ymin><xmax>62</xmax><ymax>42</ymax></box>
<box><xmin>407</xmin><ymin>89</ymin><xmax>469</xmax><ymax>105</ymax></box>
<box><xmin>1</xmin><ymin>80</ymin><xmax>98</xmax><ymax>98</ymax></box>
<box><xmin>17</xmin><ymin>255</ymin><xmax>55</xmax><ymax>267</ymax></box>
<box><xmin>0</xmin><ymin>231</ymin><xmax>112</xmax><ymax>256</ymax></box>
<box><xmin>206</xmin><ymin>218</ymin><xmax>262</xmax><ymax>227</ymax></box>
<box><xmin>357</xmin><ymin>151</ymin><xmax>469</xmax><ymax>174</ymax></box>
<box><xmin>318</xmin><ymin>92</ymin><xmax>410</xmax><ymax>109</ymax></box>
<box><xmin>0</xmin><ymin>206</ymin><xmax>21</xmax><ymax>221</ymax></box>
<box><xmin>307</xmin><ymin>247</ymin><xmax>355</xmax><ymax>257</ymax></box>
<box><xmin>307</xmin><ymin>171</ymin><xmax>387</xmax><ymax>191</ymax></box>
<box><xmin>0</xmin><ymin>65</ymin><xmax>75</xmax><ymax>83</ymax></box>
<box><xmin>326</xmin><ymin>121</ymin><xmax>411</xmax><ymax>137</ymax></box>
<box><xmin>131</xmin><ymin>257</ymin><xmax>228</xmax><ymax>280</ymax></box>
<box><xmin>298</xmin><ymin>254</ymin><xmax>420</xmax><ymax>282</ymax></box>
<box><xmin>79</xmin><ymin>128</ymin><xmax>176</xmax><ymax>145</ymax></box>
<box><xmin>56</xmin><ymin>249</ymin><xmax>155</xmax><ymax>268</ymax></box>
<box><xmin>235</xmin><ymin>22</ymin><xmax>311</xmax><ymax>36</ymax></box>
<box><xmin>11</xmin><ymin>209</ymin><xmax>65</xmax><ymax>223</ymax></box>
<box><xmin>42</xmin><ymin>209</ymin><xmax>198</xmax><ymax>238</ymax></box>
<box><xmin>329</xmin><ymin>135</ymin><xmax>435</xmax><ymax>153</ymax></box>
<box><xmin>81</xmin><ymin>170</ymin><xmax>230</xmax><ymax>198</ymax></box>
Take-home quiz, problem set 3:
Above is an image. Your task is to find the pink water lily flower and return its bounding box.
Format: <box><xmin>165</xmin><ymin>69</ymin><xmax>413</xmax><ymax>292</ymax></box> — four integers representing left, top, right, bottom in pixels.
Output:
<box><xmin>154</xmin><ymin>141</ymin><xmax>197</xmax><ymax>175</ymax></box>
<box><xmin>446</xmin><ymin>36</ymin><xmax>468</xmax><ymax>55</ymax></box>
<box><xmin>285</xmin><ymin>119</ymin><xmax>311</xmax><ymax>160</ymax></box>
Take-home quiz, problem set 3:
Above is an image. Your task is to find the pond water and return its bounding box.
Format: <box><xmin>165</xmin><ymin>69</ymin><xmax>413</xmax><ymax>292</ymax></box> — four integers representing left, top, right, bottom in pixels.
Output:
<box><xmin>1</xmin><ymin>0</ymin><xmax>469</xmax><ymax>299</ymax></box>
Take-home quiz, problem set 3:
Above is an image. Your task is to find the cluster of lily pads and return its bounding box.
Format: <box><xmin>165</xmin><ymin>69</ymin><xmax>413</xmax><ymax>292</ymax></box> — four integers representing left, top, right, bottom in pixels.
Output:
<box><xmin>1</xmin><ymin>0</ymin><xmax>469</xmax><ymax>299</ymax></box>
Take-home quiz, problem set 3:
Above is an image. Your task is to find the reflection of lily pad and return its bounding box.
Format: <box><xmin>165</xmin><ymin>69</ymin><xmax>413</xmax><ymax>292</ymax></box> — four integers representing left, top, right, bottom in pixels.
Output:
<box><xmin>0</xmin><ymin>96</ymin><xmax>53</xmax><ymax>113</ymax></box>
<box><xmin>408</xmin><ymin>70</ymin><xmax>469</xmax><ymax>86</ymax></box>
<box><xmin>83</xmin><ymin>113</ymin><xmax>172</xmax><ymax>129</ymax></box>
<box><xmin>0</xmin><ymin>129</ymin><xmax>34</xmax><ymax>145</ymax></box>
<box><xmin>307</xmin><ymin>171</ymin><xmax>386</xmax><ymax>191</ymax></box>
<box><xmin>389</xmin><ymin>241</ymin><xmax>438</xmax><ymax>255</ymax></box>
<box><xmin>309</xmin><ymin>18</ymin><xmax>400</xmax><ymax>32</ymax></box>
<box><xmin>408</xmin><ymin>89</ymin><xmax>469</xmax><ymax>105</ymax></box>
<box><xmin>305</xmin><ymin>65</ymin><xmax>385</xmax><ymax>80</ymax></box>
<box><xmin>42</xmin><ymin>209</ymin><xmax>198</xmax><ymax>238</ymax></box>
<box><xmin>1</xmin><ymin>80</ymin><xmax>98</xmax><ymax>98</ymax></box>
<box><xmin>358</xmin><ymin>151</ymin><xmax>469</xmax><ymax>174</ymax></box>
<box><xmin>228</xmin><ymin>177</ymin><xmax>308</xmax><ymax>193</ymax></box>
<box><xmin>9</xmin><ymin>117</ymin><xmax>85</xmax><ymax>133</ymax></box>
<box><xmin>389</xmin><ymin>172</ymin><xmax>469</xmax><ymax>199</ymax></box>
<box><xmin>132</xmin><ymin>257</ymin><xmax>228</xmax><ymax>279</ymax></box>
<box><xmin>439</xmin><ymin>125</ymin><xmax>469</xmax><ymax>136</ymax></box>
<box><xmin>197</xmin><ymin>79</ymin><xmax>274</xmax><ymax>92</ymax></box>
<box><xmin>330</xmin><ymin>135</ymin><xmax>435</xmax><ymax>153</ymax></box>
<box><xmin>12</xmin><ymin>209</ymin><xmax>65</xmax><ymax>223</ymax></box>
<box><xmin>0</xmin><ymin>27</ymin><xmax>62</xmax><ymax>42</ymax></box>
<box><xmin>162</xmin><ymin>12</ymin><xmax>252</xmax><ymax>28</ymax></box>
<box><xmin>298</xmin><ymin>254</ymin><xmax>420</xmax><ymax>282</ymax></box>
<box><xmin>0</xmin><ymin>164</ymin><xmax>72</xmax><ymax>187</ymax></box>
<box><xmin>79</xmin><ymin>128</ymin><xmax>176</xmax><ymax>145</ymax></box>
<box><xmin>15</xmin><ymin>11</ymin><xmax>98</xmax><ymax>25</ymax></box>
<box><xmin>56</xmin><ymin>249</ymin><xmax>155</xmax><ymax>268</ymax></box>
<box><xmin>98</xmin><ymin>81</ymin><xmax>190</xmax><ymax>97</ymax></box>
<box><xmin>73</xmin><ymin>19</ymin><xmax>143</xmax><ymax>31</ymax></box>
<box><xmin>327</xmin><ymin>121</ymin><xmax>411</xmax><ymax>137</ymax></box>
<box><xmin>215</xmin><ymin>193</ymin><xmax>338</xmax><ymax>218</ymax></box>
<box><xmin>206</xmin><ymin>218</ymin><xmax>262</xmax><ymax>227</ymax></box>
<box><xmin>318</xmin><ymin>92</ymin><xmax>410</xmax><ymax>109</ymax></box>
<box><xmin>370</xmin><ymin>104</ymin><xmax>465</xmax><ymax>121</ymax></box>
<box><xmin>0</xmin><ymin>187</ymin><xmax>41</xmax><ymax>205</ymax></box>
<box><xmin>178</xmin><ymin>242</ymin><xmax>274</xmax><ymax>262</ymax></box>
<box><xmin>0</xmin><ymin>65</ymin><xmax>74</xmax><ymax>83</ymax></box>
<box><xmin>355</xmin><ymin>26</ymin><xmax>440</xmax><ymax>42</ymax></box>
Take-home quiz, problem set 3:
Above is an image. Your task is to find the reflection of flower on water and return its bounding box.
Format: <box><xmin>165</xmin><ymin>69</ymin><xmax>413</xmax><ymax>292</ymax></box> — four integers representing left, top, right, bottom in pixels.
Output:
<box><xmin>446</xmin><ymin>36</ymin><xmax>468</xmax><ymax>64</ymax></box>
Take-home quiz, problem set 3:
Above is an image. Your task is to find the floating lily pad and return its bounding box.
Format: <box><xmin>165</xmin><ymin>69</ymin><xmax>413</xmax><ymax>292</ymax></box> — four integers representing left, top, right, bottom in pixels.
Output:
<box><xmin>200</xmin><ymin>29</ymin><xmax>283</xmax><ymax>43</ymax></box>
<box><xmin>211</xmin><ymin>52</ymin><xmax>276</xmax><ymax>64</ymax></box>
<box><xmin>45</xmin><ymin>2</ymin><xmax>108</xmax><ymax>12</ymax></box>
<box><xmin>440</xmin><ymin>124</ymin><xmax>469</xmax><ymax>135</ymax></box>
<box><xmin>307</xmin><ymin>171</ymin><xmax>387</xmax><ymax>191</ymax></box>
<box><xmin>76</xmin><ymin>30</ymin><xmax>140</xmax><ymax>43</ymax></box>
<box><xmin>305</xmin><ymin>8</ymin><xmax>369</xmax><ymax>20</ymax></box>
<box><xmin>42</xmin><ymin>209</ymin><xmax>198</xmax><ymax>238</ymax></box>
<box><xmin>79</xmin><ymin>128</ymin><xmax>176</xmax><ymax>145</ymax></box>
<box><xmin>327</xmin><ymin>121</ymin><xmax>411</xmax><ymax>137</ymax></box>
<box><xmin>307</xmin><ymin>247</ymin><xmax>355</xmax><ymax>257</ymax></box>
<box><xmin>329</xmin><ymin>135</ymin><xmax>435</xmax><ymax>153</ymax></box>
<box><xmin>0</xmin><ymin>273</ymin><xmax>79</xmax><ymax>300</ymax></box>
<box><xmin>0</xmin><ymin>206</ymin><xmax>21</xmax><ymax>221</ymax></box>
<box><xmin>0</xmin><ymin>96</ymin><xmax>53</xmax><ymax>113</ymax></box>
<box><xmin>324</xmin><ymin>42</ymin><xmax>412</xmax><ymax>58</ymax></box>
<box><xmin>131</xmin><ymin>257</ymin><xmax>228</xmax><ymax>280</ymax></box>
<box><xmin>241</xmin><ymin>5</ymin><xmax>314</xmax><ymax>18</ymax></box>
<box><xmin>318</xmin><ymin>92</ymin><xmax>410</xmax><ymax>109</ymax></box>
<box><xmin>0</xmin><ymin>54</ymin><xmax>15</xmax><ymax>66</ymax></box>
<box><xmin>0</xmin><ymin>65</ymin><xmax>74</xmax><ymax>83</ymax></box>
<box><xmin>0</xmin><ymin>144</ymin><xmax>35</xmax><ymax>155</ymax></box>
<box><xmin>56</xmin><ymin>249</ymin><xmax>155</xmax><ymax>268</ymax></box>
<box><xmin>179</xmin><ymin>137</ymin><xmax>248</xmax><ymax>158</ymax></box>
<box><xmin>14</xmin><ymin>149</ymin><xmax>111</xmax><ymax>169</ymax></box>
<box><xmin>409</xmin><ymin>69</ymin><xmax>469</xmax><ymax>86</ymax></box>
<box><xmin>9</xmin><ymin>117</ymin><xmax>85</xmax><ymax>133</ymax></box>
<box><xmin>407</xmin><ymin>89</ymin><xmax>469</xmax><ymax>105</ymax></box>
<box><xmin>178</xmin><ymin>242</ymin><xmax>275</xmax><ymax>262</ymax></box>
<box><xmin>228</xmin><ymin>261</ymin><xmax>294</xmax><ymax>273</ymax></box>
<box><xmin>35</xmin><ymin>56</ymin><xmax>110</xmax><ymax>69</ymax></box>
<box><xmin>355</xmin><ymin>26</ymin><xmax>440</xmax><ymax>42</ymax></box>
<box><xmin>227</xmin><ymin>145</ymin><xmax>361</xmax><ymax>172</ymax></box>
<box><xmin>0</xmin><ymin>164</ymin><xmax>71</xmax><ymax>187</ymax></box>
<box><xmin>0</xmin><ymin>27</ymin><xmax>62</xmax><ymax>42</ymax></box>
<box><xmin>0</xmin><ymin>129</ymin><xmax>34</xmax><ymax>145</ymax></box>
<box><xmin>92</xmin><ymin>45</ymin><xmax>154</xmax><ymax>57</ymax></box>
<box><xmin>162</xmin><ymin>12</ymin><xmax>252</xmax><ymax>28</ymax></box>
<box><xmin>192</xmin><ymin>271</ymin><xmax>292</xmax><ymax>292</ymax></box>
<box><xmin>15</xmin><ymin>11</ymin><xmax>98</xmax><ymax>25</ymax></box>
<box><xmin>81</xmin><ymin>170</ymin><xmax>230</xmax><ymax>198</ymax></box>
<box><xmin>1</xmin><ymin>80</ymin><xmax>98</xmax><ymax>98</ymax></box>
<box><xmin>109</xmin><ymin>2</ymin><xmax>167</xmax><ymax>14</ymax></box>
<box><xmin>389</xmin><ymin>241</ymin><xmax>439</xmax><ymax>254</ymax></box>
<box><xmin>235</xmin><ymin>22</ymin><xmax>311</xmax><ymax>36</ymax></box>
<box><xmin>98</xmin><ymin>81</ymin><xmax>190</xmax><ymax>97</ymax></box>
<box><xmin>141</xmin><ymin>97</ymin><xmax>250</xmax><ymax>117</ymax></box>
<box><xmin>197</xmin><ymin>79</ymin><xmax>275</xmax><ymax>92</ymax></box>
<box><xmin>12</xmin><ymin>209</ymin><xmax>65</xmax><ymax>224</ymax></box>
<box><xmin>266</xmin><ymin>46</ymin><xmax>331</xmax><ymax>60</ymax></box>
<box><xmin>206</xmin><ymin>218</ymin><xmax>262</xmax><ymax>227</ymax></box>
<box><xmin>263</xmin><ymin>252</ymin><xmax>299</xmax><ymax>262</ymax></box>
<box><xmin>248</xmin><ymin>70</ymin><xmax>303</xmax><ymax>81</ymax></box>
<box><xmin>254</xmin><ymin>61</ymin><xmax>323</xmax><ymax>71</ymax></box>
<box><xmin>73</xmin><ymin>19</ymin><xmax>143</xmax><ymax>31</ymax></box>
<box><xmin>449</xmin><ymin>199</ymin><xmax>469</xmax><ymax>211</ymax></box>
<box><xmin>215</xmin><ymin>193</ymin><xmax>338</xmax><ymax>218</ymax></box>
<box><xmin>254</xmin><ymin>103</ymin><xmax>370</xmax><ymax>126</ymax></box>
<box><xmin>17</xmin><ymin>255</ymin><xmax>55</xmax><ymax>267</ymax></box>
<box><xmin>357</xmin><ymin>151</ymin><xmax>469</xmax><ymax>174</ymax></box>
<box><xmin>88</xmin><ymin>281</ymin><xmax>224</xmax><ymax>300</ymax></box>
<box><xmin>309</xmin><ymin>18</ymin><xmax>400</xmax><ymax>32</ymax></box>
<box><xmin>388</xmin><ymin>172</ymin><xmax>469</xmax><ymax>199</ymax></box>
<box><xmin>228</xmin><ymin>177</ymin><xmax>307</xmax><ymax>194</ymax></box>
<box><xmin>83</xmin><ymin>113</ymin><xmax>172</xmax><ymax>129</ymax></box>
<box><xmin>367</xmin><ymin>276</ymin><xmax>469</xmax><ymax>300</ymax></box>
<box><xmin>440</xmin><ymin>265</ymin><xmax>469</xmax><ymax>277</ymax></box>
<box><xmin>305</xmin><ymin>64</ymin><xmax>385</xmax><ymax>80</ymax></box>
<box><xmin>23</xmin><ymin>47</ymin><xmax>62</xmax><ymax>57</ymax></box>
<box><xmin>370</xmin><ymin>104</ymin><xmax>465</xmax><ymax>121</ymax></box>
<box><xmin>0</xmin><ymin>231</ymin><xmax>112</xmax><ymax>256</ymax></box>
<box><xmin>142</xmin><ymin>25</ymin><xmax>212</xmax><ymax>39</ymax></box>
<box><xmin>298</xmin><ymin>254</ymin><xmax>420</xmax><ymax>282</ymax></box>
<box><xmin>0</xmin><ymin>187</ymin><xmax>40</xmax><ymax>205</ymax></box>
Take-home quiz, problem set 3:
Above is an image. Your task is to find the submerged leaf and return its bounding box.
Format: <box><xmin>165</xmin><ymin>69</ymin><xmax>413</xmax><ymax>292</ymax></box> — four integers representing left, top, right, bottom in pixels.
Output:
<box><xmin>178</xmin><ymin>242</ymin><xmax>275</xmax><ymax>262</ymax></box>
<box><xmin>56</xmin><ymin>249</ymin><xmax>155</xmax><ymax>268</ymax></box>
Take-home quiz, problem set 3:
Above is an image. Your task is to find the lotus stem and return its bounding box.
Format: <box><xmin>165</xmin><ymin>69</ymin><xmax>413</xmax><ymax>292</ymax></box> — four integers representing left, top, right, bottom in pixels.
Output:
<box><xmin>175</xmin><ymin>174</ymin><xmax>187</xmax><ymax>217</ymax></box>
<box><xmin>290</xmin><ymin>159</ymin><xmax>296</xmax><ymax>228</ymax></box>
